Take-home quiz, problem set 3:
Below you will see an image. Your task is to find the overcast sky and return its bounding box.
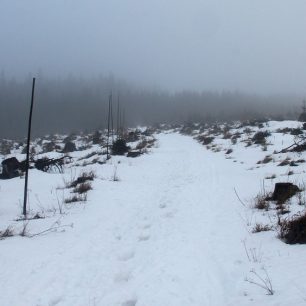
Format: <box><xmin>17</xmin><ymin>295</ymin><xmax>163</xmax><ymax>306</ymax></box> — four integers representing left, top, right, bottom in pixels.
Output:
<box><xmin>1</xmin><ymin>0</ymin><xmax>306</xmax><ymax>94</ymax></box>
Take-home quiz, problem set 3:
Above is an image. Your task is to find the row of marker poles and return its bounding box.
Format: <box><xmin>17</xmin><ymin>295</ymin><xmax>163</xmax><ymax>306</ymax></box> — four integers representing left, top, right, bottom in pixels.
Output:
<box><xmin>106</xmin><ymin>93</ymin><xmax>125</xmax><ymax>158</ymax></box>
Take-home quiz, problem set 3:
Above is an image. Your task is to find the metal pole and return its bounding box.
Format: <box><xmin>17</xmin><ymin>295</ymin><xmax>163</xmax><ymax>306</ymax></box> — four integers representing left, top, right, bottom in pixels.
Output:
<box><xmin>23</xmin><ymin>77</ymin><xmax>36</xmax><ymax>217</ymax></box>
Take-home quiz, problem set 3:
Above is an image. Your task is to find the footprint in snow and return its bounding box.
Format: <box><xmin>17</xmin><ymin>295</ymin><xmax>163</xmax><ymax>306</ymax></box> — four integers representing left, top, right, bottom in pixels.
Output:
<box><xmin>114</xmin><ymin>270</ymin><xmax>131</xmax><ymax>283</ymax></box>
<box><xmin>117</xmin><ymin>251</ymin><xmax>135</xmax><ymax>262</ymax></box>
<box><xmin>138</xmin><ymin>223</ymin><xmax>151</xmax><ymax>230</ymax></box>
<box><xmin>162</xmin><ymin>211</ymin><xmax>176</xmax><ymax>219</ymax></box>
<box><xmin>122</xmin><ymin>299</ymin><xmax>137</xmax><ymax>306</ymax></box>
<box><xmin>138</xmin><ymin>233</ymin><xmax>150</xmax><ymax>241</ymax></box>
<box><xmin>159</xmin><ymin>203</ymin><xmax>167</xmax><ymax>209</ymax></box>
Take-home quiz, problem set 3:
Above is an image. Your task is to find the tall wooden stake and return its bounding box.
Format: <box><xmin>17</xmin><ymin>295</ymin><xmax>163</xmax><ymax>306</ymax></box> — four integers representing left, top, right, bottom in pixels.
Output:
<box><xmin>110</xmin><ymin>94</ymin><xmax>114</xmax><ymax>145</ymax></box>
<box><xmin>106</xmin><ymin>93</ymin><xmax>111</xmax><ymax>158</ymax></box>
<box><xmin>116</xmin><ymin>95</ymin><xmax>120</xmax><ymax>139</ymax></box>
<box><xmin>23</xmin><ymin>77</ymin><xmax>36</xmax><ymax>217</ymax></box>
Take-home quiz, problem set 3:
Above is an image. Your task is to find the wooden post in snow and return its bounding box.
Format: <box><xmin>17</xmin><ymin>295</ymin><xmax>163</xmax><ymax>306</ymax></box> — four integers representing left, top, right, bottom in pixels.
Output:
<box><xmin>106</xmin><ymin>93</ymin><xmax>112</xmax><ymax>158</ymax></box>
<box><xmin>23</xmin><ymin>77</ymin><xmax>36</xmax><ymax>217</ymax></box>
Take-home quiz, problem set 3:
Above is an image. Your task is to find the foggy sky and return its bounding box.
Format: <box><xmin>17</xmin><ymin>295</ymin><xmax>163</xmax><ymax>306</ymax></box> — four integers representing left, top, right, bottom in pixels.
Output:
<box><xmin>1</xmin><ymin>0</ymin><xmax>306</xmax><ymax>94</ymax></box>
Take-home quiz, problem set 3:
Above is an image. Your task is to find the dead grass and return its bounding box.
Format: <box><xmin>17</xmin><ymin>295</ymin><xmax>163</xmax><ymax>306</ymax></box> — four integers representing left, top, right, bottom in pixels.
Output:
<box><xmin>252</xmin><ymin>223</ymin><xmax>273</xmax><ymax>233</ymax></box>
<box><xmin>254</xmin><ymin>193</ymin><xmax>271</xmax><ymax>210</ymax></box>
<box><xmin>65</xmin><ymin>194</ymin><xmax>87</xmax><ymax>203</ymax></box>
<box><xmin>257</xmin><ymin>155</ymin><xmax>273</xmax><ymax>164</ymax></box>
<box><xmin>0</xmin><ymin>226</ymin><xmax>15</xmax><ymax>239</ymax></box>
<box><xmin>67</xmin><ymin>171</ymin><xmax>95</xmax><ymax>188</ymax></box>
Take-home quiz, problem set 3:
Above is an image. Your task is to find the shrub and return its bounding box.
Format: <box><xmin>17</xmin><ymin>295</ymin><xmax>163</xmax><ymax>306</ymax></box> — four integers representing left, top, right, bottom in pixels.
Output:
<box><xmin>252</xmin><ymin>131</ymin><xmax>271</xmax><ymax>145</ymax></box>
<box><xmin>201</xmin><ymin>136</ymin><xmax>214</xmax><ymax>145</ymax></box>
<box><xmin>65</xmin><ymin>194</ymin><xmax>87</xmax><ymax>203</ymax></box>
<box><xmin>112</xmin><ymin>139</ymin><xmax>129</xmax><ymax>155</ymax></box>
<box><xmin>73</xmin><ymin>182</ymin><xmax>92</xmax><ymax>194</ymax></box>
<box><xmin>42</xmin><ymin>141</ymin><xmax>57</xmax><ymax>153</ymax></box>
<box><xmin>278</xmin><ymin>158</ymin><xmax>291</xmax><ymax>166</ymax></box>
<box><xmin>92</xmin><ymin>131</ymin><xmax>102</xmax><ymax>144</ymax></box>
<box><xmin>254</xmin><ymin>193</ymin><xmax>270</xmax><ymax>210</ymax></box>
<box><xmin>278</xmin><ymin>212</ymin><xmax>306</xmax><ymax>244</ymax></box>
<box><xmin>62</xmin><ymin>141</ymin><xmax>76</xmax><ymax>153</ymax></box>
<box><xmin>290</xmin><ymin>128</ymin><xmax>303</xmax><ymax>135</ymax></box>
<box><xmin>68</xmin><ymin>171</ymin><xmax>95</xmax><ymax>188</ymax></box>
<box><xmin>257</xmin><ymin>155</ymin><xmax>273</xmax><ymax>164</ymax></box>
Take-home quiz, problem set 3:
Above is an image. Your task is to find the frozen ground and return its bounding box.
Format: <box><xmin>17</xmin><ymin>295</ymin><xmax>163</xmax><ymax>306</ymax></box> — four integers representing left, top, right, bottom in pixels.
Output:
<box><xmin>1</xmin><ymin>127</ymin><xmax>306</xmax><ymax>305</ymax></box>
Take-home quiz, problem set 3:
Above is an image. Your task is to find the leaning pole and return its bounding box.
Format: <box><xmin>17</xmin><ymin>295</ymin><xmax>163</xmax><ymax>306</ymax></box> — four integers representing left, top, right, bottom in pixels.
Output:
<box><xmin>23</xmin><ymin>77</ymin><xmax>36</xmax><ymax>217</ymax></box>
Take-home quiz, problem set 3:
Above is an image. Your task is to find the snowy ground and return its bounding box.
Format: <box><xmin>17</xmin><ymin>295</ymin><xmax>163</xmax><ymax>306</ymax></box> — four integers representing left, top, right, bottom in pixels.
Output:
<box><xmin>1</xmin><ymin>125</ymin><xmax>306</xmax><ymax>305</ymax></box>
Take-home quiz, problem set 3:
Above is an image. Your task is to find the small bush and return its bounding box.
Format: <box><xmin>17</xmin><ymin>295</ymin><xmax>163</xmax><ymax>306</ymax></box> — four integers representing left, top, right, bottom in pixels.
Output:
<box><xmin>73</xmin><ymin>182</ymin><xmax>92</xmax><ymax>194</ymax></box>
<box><xmin>278</xmin><ymin>158</ymin><xmax>291</xmax><ymax>166</ymax></box>
<box><xmin>257</xmin><ymin>155</ymin><xmax>273</xmax><ymax>164</ymax></box>
<box><xmin>278</xmin><ymin>212</ymin><xmax>306</xmax><ymax>244</ymax></box>
<box><xmin>65</xmin><ymin>194</ymin><xmax>87</xmax><ymax>203</ymax></box>
<box><xmin>62</xmin><ymin>141</ymin><xmax>76</xmax><ymax>153</ymax></box>
<box><xmin>252</xmin><ymin>131</ymin><xmax>271</xmax><ymax>145</ymax></box>
<box><xmin>92</xmin><ymin>131</ymin><xmax>102</xmax><ymax>144</ymax></box>
<box><xmin>290</xmin><ymin>128</ymin><xmax>303</xmax><ymax>136</ymax></box>
<box><xmin>291</xmin><ymin>142</ymin><xmax>306</xmax><ymax>153</ymax></box>
<box><xmin>68</xmin><ymin>171</ymin><xmax>95</xmax><ymax>188</ymax></box>
<box><xmin>254</xmin><ymin>193</ymin><xmax>270</xmax><ymax>210</ymax></box>
<box><xmin>223</xmin><ymin>132</ymin><xmax>232</xmax><ymax>139</ymax></box>
<box><xmin>136</xmin><ymin>139</ymin><xmax>149</xmax><ymax>151</ymax></box>
<box><xmin>112</xmin><ymin>139</ymin><xmax>129</xmax><ymax>155</ymax></box>
<box><xmin>197</xmin><ymin>135</ymin><xmax>214</xmax><ymax>145</ymax></box>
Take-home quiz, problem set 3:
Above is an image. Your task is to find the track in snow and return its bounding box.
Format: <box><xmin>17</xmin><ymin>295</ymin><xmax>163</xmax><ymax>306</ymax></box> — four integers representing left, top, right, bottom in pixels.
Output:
<box><xmin>0</xmin><ymin>133</ymin><xmax>250</xmax><ymax>306</ymax></box>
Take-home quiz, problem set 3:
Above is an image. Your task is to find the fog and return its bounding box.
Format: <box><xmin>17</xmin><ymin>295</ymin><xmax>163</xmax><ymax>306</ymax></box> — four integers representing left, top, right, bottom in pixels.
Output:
<box><xmin>2</xmin><ymin>0</ymin><xmax>306</xmax><ymax>93</ymax></box>
<box><xmin>1</xmin><ymin>1</ymin><xmax>306</xmax><ymax>138</ymax></box>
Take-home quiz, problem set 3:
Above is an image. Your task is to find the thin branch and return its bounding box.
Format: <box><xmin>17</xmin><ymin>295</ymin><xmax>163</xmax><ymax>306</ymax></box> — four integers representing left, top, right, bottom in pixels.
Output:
<box><xmin>234</xmin><ymin>188</ymin><xmax>247</xmax><ymax>207</ymax></box>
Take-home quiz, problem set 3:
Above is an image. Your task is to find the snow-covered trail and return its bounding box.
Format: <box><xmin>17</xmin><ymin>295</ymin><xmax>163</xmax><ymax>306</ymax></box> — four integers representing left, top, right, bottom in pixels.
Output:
<box><xmin>0</xmin><ymin>133</ymin><xmax>251</xmax><ymax>306</ymax></box>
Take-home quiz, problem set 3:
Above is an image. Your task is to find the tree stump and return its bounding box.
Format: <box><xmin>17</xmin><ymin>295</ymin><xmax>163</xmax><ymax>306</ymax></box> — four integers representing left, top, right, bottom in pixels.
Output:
<box><xmin>271</xmin><ymin>182</ymin><xmax>300</xmax><ymax>204</ymax></box>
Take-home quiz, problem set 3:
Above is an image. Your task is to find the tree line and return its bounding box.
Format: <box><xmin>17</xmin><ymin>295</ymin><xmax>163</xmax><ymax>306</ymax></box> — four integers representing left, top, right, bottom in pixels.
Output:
<box><xmin>0</xmin><ymin>74</ymin><xmax>301</xmax><ymax>139</ymax></box>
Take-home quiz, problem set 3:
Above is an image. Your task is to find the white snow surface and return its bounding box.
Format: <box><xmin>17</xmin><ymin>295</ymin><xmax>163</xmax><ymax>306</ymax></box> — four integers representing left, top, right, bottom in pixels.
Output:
<box><xmin>1</xmin><ymin>130</ymin><xmax>306</xmax><ymax>305</ymax></box>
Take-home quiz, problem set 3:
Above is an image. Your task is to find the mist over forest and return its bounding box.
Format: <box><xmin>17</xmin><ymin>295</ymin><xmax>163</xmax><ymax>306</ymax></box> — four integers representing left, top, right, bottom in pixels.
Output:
<box><xmin>2</xmin><ymin>1</ymin><xmax>306</xmax><ymax>139</ymax></box>
<box><xmin>0</xmin><ymin>74</ymin><xmax>302</xmax><ymax>139</ymax></box>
